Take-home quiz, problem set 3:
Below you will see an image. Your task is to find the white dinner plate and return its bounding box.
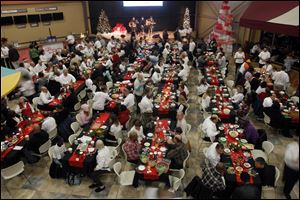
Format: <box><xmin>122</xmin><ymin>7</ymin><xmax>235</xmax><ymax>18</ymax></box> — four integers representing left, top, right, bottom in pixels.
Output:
<box><xmin>224</xmin><ymin>148</ymin><xmax>230</xmax><ymax>154</ymax></box>
<box><xmin>144</xmin><ymin>142</ymin><xmax>150</xmax><ymax>147</ymax></box>
<box><xmin>101</xmin><ymin>125</ymin><xmax>107</xmax><ymax>129</ymax></box>
<box><xmin>244</xmin><ymin>163</ymin><xmax>251</xmax><ymax>168</ymax></box>
<box><xmin>240</xmin><ymin>139</ymin><xmax>247</xmax><ymax>143</ymax></box>
<box><xmin>160</xmin><ymin>147</ymin><xmax>167</xmax><ymax>152</ymax></box>
<box><xmin>138</xmin><ymin>165</ymin><xmax>146</xmax><ymax>171</ymax></box>
<box><xmin>88</xmin><ymin>148</ymin><xmax>95</xmax><ymax>153</ymax></box>
<box><xmin>147</xmin><ymin>133</ymin><xmax>154</xmax><ymax>137</ymax></box>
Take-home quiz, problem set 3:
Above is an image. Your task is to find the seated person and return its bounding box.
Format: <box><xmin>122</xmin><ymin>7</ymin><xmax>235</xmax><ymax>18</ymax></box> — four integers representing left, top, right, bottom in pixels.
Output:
<box><xmin>5</xmin><ymin>109</ymin><xmax>22</xmax><ymax>131</ymax></box>
<box><xmin>201</xmin><ymin>162</ymin><xmax>226</xmax><ymax>196</ymax></box>
<box><xmin>92</xmin><ymin>86</ymin><xmax>112</xmax><ymax>114</ymax></box>
<box><xmin>254</xmin><ymin>157</ymin><xmax>276</xmax><ymax>187</ymax></box>
<box><xmin>231</xmin><ymin>172</ymin><xmax>261</xmax><ymax>199</ymax></box>
<box><xmin>52</xmin><ymin>104</ymin><xmax>69</xmax><ymax>126</ymax></box>
<box><xmin>239</xmin><ymin>117</ymin><xmax>259</xmax><ymax>145</ymax></box>
<box><xmin>202</xmin><ymin>115</ymin><xmax>220</xmax><ymax>142</ymax></box>
<box><xmin>105</xmin><ymin>114</ymin><xmax>123</xmax><ymax>144</ymax></box>
<box><xmin>123</xmin><ymin>131</ymin><xmax>142</xmax><ymax>164</ymax></box>
<box><xmin>37</xmin><ymin>86</ymin><xmax>55</xmax><ymax>111</ymax></box>
<box><xmin>197</xmin><ymin>78</ymin><xmax>210</xmax><ymax>97</ymax></box>
<box><xmin>205</xmin><ymin>142</ymin><xmax>224</xmax><ymax>167</ymax></box>
<box><xmin>121</xmin><ymin>88</ymin><xmax>135</xmax><ymax>114</ymax></box>
<box><xmin>23</xmin><ymin>124</ymin><xmax>49</xmax><ymax>163</ymax></box>
<box><xmin>88</xmin><ymin>140</ymin><xmax>111</xmax><ymax>193</ymax></box>
<box><xmin>172</xmin><ymin>127</ymin><xmax>191</xmax><ymax>152</ymax></box>
<box><xmin>201</xmin><ymin>89</ymin><xmax>212</xmax><ymax>112</ymax></box>
<box><xmin>231</xmin><ymin>85</ymin><xmax>245</xmax><ymax>109</ymax></box>
<box><xmin>78</xmin><ymin>104</ymin><xmax>92</xmax><ymax>127</ymax></box>
<box><xmin>41</xmin><ymin>111</ymin><xmax>57</xmax><ymax>134</ymax></box>
<box><xmin>128</xmin><ymin>119</ymin><xmax>145</xmax><ymax>144</ymax></box>
<box><xmin>166</xmin><ymin>135</ymin><xmax>188</xmax><ymax>169</ymax></box>
<box><xmin>58</xmin><ymin>69</ymin><xmax>76</xmax><ymax>86</ymax></box>
<box><xmin>14</xmin><ymin>97</ymin><xmax>35</xmax><ymax>117</ymax></box>
<box><xmin>151</xmin><ymin>68</ymin><xmax>162</xmax><ymax>85</ymax></box>
<box><xmin>36</xmin><ymin>72</ymin><xmax>49</xmax><ymax>92</ymax></box>
<box><xmin>176</xmin><ymin>111</ymin><xmax>189</xmax><ymax>134</ymax></box>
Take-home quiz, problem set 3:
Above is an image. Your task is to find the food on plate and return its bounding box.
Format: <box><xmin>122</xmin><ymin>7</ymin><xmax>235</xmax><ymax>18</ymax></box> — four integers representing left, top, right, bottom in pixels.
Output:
<box><xmin>244</xmin><ymin>162</ymin><xmax>251</xmax><ymax>168</ymax></box>
<box><xmin>229</xmin><ymin>131</ymin><xmax>238</xmax><ymax>138</ymax></box>
<box><xmin>236</xmin><ymin>166</ymin><xmax>243</xmax><ymax>173</ymax></box>
<box><xmin>224</xmin><ymin>148</ymin><xmax>230</xmax><ymax>154</ymax></box>
<box><xmin>144</xmin><ymin>142</ymin><xmax>150</xmax><ymax>147</ymax></box>
<box><xmin>227</xmin><ymin>167</ymin><xmax>235</xmax><ymax>174</ymax></box>
<box><xmin>138</xmin><ymin>165</ymin><xmax>146</xmax><ymax>171</ymax></box>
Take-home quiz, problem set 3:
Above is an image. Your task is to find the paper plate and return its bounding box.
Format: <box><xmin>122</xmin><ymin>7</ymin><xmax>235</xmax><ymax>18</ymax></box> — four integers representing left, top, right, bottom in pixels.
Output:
<box><xmin>227</xmin><ymin>167</ymin><xmax>235</xmax><ymax>174</ymax></box>
<box><xmin>144</xmin><ymin>142</ymin><xmax>150</xmax><ymax>147</ymax></box>
<box><xmin>101</xmin><ymin>125</ymin><xmax>107</xmax><ymax>129</ymax></box>
<box><xmin>138</xmin><ymin>165</ymin><xmax>146</xmax><ymax>171</ymax></box>
<box><xmin>229</xmin><ymin>131</ymin><xmax>238</xmax><ymax>138</ymax></box>
<box><xmin>219</xmin><ymin>137</ymin><xmax>226</xmax><ymax>142</ymax></box>
<box><xmin>147</xmin><ymin>133</ymin><xmax>154</xmax><ymax>137</ymax></box>
<box><xmin>240</xmin><ymin>139</ymin><xmax>247</xmax><ymax>143</ymax></box>
<box><xmin>244</xmin><ymin>162</ymin><xmax>251</xmax><ymax>168</ymax></box>
<box><xmin>236</xmin><ymin>166</ymin><xmax>243</xmax><ymax>172</ymax></box>
<box><xmin>224</xmin><ymin>148</ymin><xmax>230</xmax><ymax>154</ymax></box>
<box><xmin>160</xmin><ymin>147</ymin><xmax>167</xmax><ymax>152</ymax></box>
<box><xmin>88</xmin><ymin>148</ymin><xmax>95</xmax><ymax>153</ymax></box>
<box><xmin>243</xmin><ymin>152</ymin><xmax>250</xmax><ymax>157</ymax></box>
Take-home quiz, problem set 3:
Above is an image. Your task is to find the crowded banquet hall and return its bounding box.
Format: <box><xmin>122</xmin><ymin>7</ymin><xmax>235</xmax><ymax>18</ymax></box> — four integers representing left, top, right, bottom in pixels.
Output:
<box><xmin>1</xmin><ymin>1</ymin><xmax>299</xmax><ymax>199</ymax></box>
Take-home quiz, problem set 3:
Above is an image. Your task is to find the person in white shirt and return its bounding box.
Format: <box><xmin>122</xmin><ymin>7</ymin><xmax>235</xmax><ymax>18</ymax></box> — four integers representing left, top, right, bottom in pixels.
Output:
<box><xmin>52</xmin><ymin>136</ymin><xmax>66</xmax><ymax>160</ymax></box>
<box><xmin>255</xmin><ymin>81</ymin><xmax>267</xmax><ymax>95</ymax></box>
<box><xmin>202</xmin><ymin>115</ymin><xmax>220</xmax><ymax>142</ymax></box>
<box><xmin>180</xmin><ymin>52</ymin><xmax>189</xmax><ymax>69</ymax></box>
<box><xmin>162</xmin><ymin>44</ymin><xmax>170</xmax><ymax>61</ymax></box>
<box><xmin>178</xmin><ymin>67</ymin><xmax>189</xmax><ymax>82</ymax></box>
<box><xmin>107</xmin><ymin>37</ymin><xmax>115</xmax><ymax>53</ymax></box>
<box><xmin>283</xmin><ymin>141</ymin><xmax>299</xmax><ymax>199</ymax></box>
<box><xmin>58</xmin><ymin>69</ymin><xmax>76</xmax><ymax>86</ymax></box>
<box><xmin>103</xmin><ymin>56</ymin><xmax>113</xmax><ymax>71</ymax></box>
<box><xmin>272</xmin><ymin>67</ymin><xmax>290</xmax><ymax>90</ymax></box>
<box><xmin>151</xmin><ymin>68</ymin><xmax>162</xmax><ymax>84</ymax></box>
<box><xmin>41</xmin><ymin>112</ymin><xmax>57</xmax><ymax>134</ymax></box>
<box><xmin>233</xmin><ymin>48</ymin><xmax>245</xmax><ymax>75</ymax></box>
<box><xmin>89</xmin><ymin>140</ymin><xmax>111</xmax><ymax>193</ymax></box>
<box><xmin>128</xmin><ymin>120</ymin><xmax>145</xmax><ymax>144</ymax></box>
<box><xmin>139</xmin><ymin>92</ymin><xmax>153</xmax><ymax>114</ymax></box>
<box><xmin>33</xmin><ymin>60</ymin><xmax>47</xmax><ymax>75</ymax></box>
<box><xmin>94</xmin><ymin>39</ymin><xmax>102</xmax><ymax>50</ymax></box>
<box><xmin>1</xmin><ymin>43</ymin><xmax>10</xmax><ymax>68</ymax></box>
<box><xmin>262</xmin><ymin>60</ymin><xmax>273</xmax><ymax>75</ymax></box>
<box><xmin>121</xmin><ymin>88</ymin><xmax>135</xmax><ymax>113</ymax></box>
<box><xmin>218</xmin><ymin>52</ymin><xmax>227</xmax><ymax>76</ymax></box>
<box><xmin>283</xmin><ymin>53</ymin><xmax>297</xmax><ymax>72</ymax></box>
<box><xmin>205</xmin><ymin>142</ymin><xmax>225</xmax><ymax>167</ymax></box>
<box><xmin>197</xmin><ymin>78</ymin><xmax>210</xmax><ymax>97</ymax></box>
<box><xmin>134</xmin><ymin>73</ymin><xmax>145</xmax><ymax>113</ymax></box>
<box><xmin>39</xmin><ymin>50</ymin><xmax>49</xmax><ymax>64</ymax></box>
<box><xmin>189</xmin><ymin>38</ymin><xmax>196</xmax><ymax>54</ymax></box>
<box><xmin>92</xmin><ymin>86</ymin><xmax>112</xmax><ymax>114</ymax></box>
<box><xmin>107</xmin><ymin>114</ymin><xmax>123</xmax><ymax>142</ymax></box>
<box><xmin>15</xmin><ymin>97</ymin><xmax>35</xmax><ymax>116</ymax></box>
<box><xmin>262</xmin><ymin>96</ymin><xmax>273</xmax><ymax>108</ymax></box>
<box><xmin>19</xmin><ymin>75</ymin><xmax>36</xmax><ymax>103</ymax></box>
<box><xmin>78</xmin><ymin>104</ymin><xmax>92</xmax><ymax>126</ymax></box>
<box><xmin>258</xmin><ymin>47</ymin><xmax>271</xmax><ymax>68</ymax></box>
<box><xmin>231</xmin><ymin>86</ymin><xmax>244</xmax><ymax>107</ymax></box>
<box><xmin>85</xmin><ymin>76</ymin><xmax>96</xmax><ymax>94</ymax></box>
<box><xmin>82</xmin><ymin>44</ymin><xmax>95</xmax><ymax>58</ymax></box>
<box><xmin>201</xmin><ymin>90</ymin><xmax>212</xmax><ymax>112</ymax></box>
<box><xmin>176</xmin><ymin>111</ymin><xmax>189</xmax><ymax>134</ymax></box>
<box><xmin>37</xmin><ymin>86</ymin><xmax>54</xmax><ymax>111</ymax></box>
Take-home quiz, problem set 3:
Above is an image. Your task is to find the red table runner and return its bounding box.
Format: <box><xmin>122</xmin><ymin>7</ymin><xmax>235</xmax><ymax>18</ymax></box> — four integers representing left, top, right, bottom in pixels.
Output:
<box><xmin>213</xmin><ymin>87</ymin><xmax>231</xmax><ymax>119</ymax></box>
<box><xmin>223</xmin><ymin>124</ymin><xmax>254</xmax><ymax>184</ymax></box>
<box><xmin>159</xmin><ymin>83</ymin><xmax>172</xmax><ymax>115</ymax></box>
<box><xmin>1</xmin><ymin>112</ymin><xmax>44</xmax><ymax>160</ymax></box>
<box><xmin>49</xmin><ymin>80</ymin><xmax>84</xmax><ymax>107</ymax></box>
<box><xmin>68</xmin><ymin>112</ymin><xmax>110</xmax><ymax>168</ymax></box>
<box><xmin>123</xmin><ymin>71</ymin><xmax>135</xmax><ymax>80</ymax></box>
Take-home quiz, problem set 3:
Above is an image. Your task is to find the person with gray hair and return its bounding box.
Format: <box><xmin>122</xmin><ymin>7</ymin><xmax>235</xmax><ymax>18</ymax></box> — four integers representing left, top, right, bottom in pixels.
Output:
<box><xmin>88</xmin><ymin>139</ymin><xmax>111</xmax><ymax>193</ymax></box>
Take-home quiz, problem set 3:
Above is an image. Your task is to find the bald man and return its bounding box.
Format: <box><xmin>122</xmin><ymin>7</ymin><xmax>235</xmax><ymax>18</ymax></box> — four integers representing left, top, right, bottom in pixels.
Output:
<box><xmin>23</xmin><ymin>124</ymin><xmax>49</xmax><ymax>163</ymax></box>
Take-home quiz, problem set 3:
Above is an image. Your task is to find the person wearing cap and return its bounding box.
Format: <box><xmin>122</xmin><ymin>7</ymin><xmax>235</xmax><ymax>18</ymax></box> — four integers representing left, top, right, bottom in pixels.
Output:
<box><xmin>205</xmin><ymin>142</ymin><xmax>224</xmax><ymax>167</ymax></box>
<box><xmin>231</xmin><ymin>172</ymin><xmax>260</xmax><ymax>199</ymax></box>
<box><xmin>41</xmin><ymin>111</ymin><xmax>57</xmax><ymax>134</ymax></box>
<box><xmin>88</xmin><ymin>140</ymin><xmax>111</xmax><ymax>193</ymax></box>
<box><xmin>202</xmin><ymin>115</ymin><xmax>220</xmax><ymax>142</ymax></box>
<box><xmin>121</xmin><ymin>88</ymin><xmax>135</xmax><ymax>113</ymax></box>
<box><xmin>78</xmin><ymin>104</ymin><xmax>92</xmax><ymax>126</ymax></box>
<box><xmin>166</xmin><ymin>134</ymin><xmax>188</xmax><ymax>169</ymax></box>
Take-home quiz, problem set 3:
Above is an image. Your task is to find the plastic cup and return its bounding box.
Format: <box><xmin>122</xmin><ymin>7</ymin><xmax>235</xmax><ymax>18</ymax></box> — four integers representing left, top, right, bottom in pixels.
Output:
<box><xmin>68</xmin><ymin>148</ymin><xmax>73</xmax><ymax>153</ymax></box>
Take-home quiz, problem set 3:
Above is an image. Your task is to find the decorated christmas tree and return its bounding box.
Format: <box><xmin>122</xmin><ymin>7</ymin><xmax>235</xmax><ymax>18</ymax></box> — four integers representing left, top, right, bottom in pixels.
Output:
<box><xmin>209</xmin><ymin>1</ymin><xmax>235</xmax><ymax>54</ymax></box>
<box><xmin>97</xmin><ymin>9</ymin><xmax>111</xmax><ymax>33</ymax></box>
<box><xmin>183</xmin><ymin>8</ymin><xmax>191</xmax><ymax>30</ymax></box>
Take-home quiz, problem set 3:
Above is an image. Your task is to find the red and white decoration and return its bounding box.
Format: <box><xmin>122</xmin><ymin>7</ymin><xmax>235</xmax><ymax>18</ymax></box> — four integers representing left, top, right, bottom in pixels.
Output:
<box><xmin>209</xmin><ymin>1</ymin><xmax>235</xmax><ymax>54</ymax></box>
<box><xmin>112</xmin><ymin>23</ymin><xmax>127</xmax><ymax>35</ymax></box>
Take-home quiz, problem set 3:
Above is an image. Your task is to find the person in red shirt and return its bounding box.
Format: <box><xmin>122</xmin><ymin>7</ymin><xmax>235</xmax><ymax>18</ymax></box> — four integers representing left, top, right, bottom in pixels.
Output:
<box><xmin>123</xmin><ymin>131</ymin><xmax>142</xmax><ymax>164</ymax></box>
<box><xmin>118</xmin><ymin>105</ymin><xmax>130</xmax><ymax>128</ymax></box>
<box><xmin>14</xmin><ymin>97</ymin><xmax>35</xmax><ymax>117</ymax></box>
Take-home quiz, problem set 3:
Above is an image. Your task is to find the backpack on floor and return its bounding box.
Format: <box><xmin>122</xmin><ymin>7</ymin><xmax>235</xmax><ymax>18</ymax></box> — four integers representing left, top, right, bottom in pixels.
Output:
<box><xmin>65</xmin><ymin>172</ymin><xmax>81</xmax><ymax>185</ymax></box>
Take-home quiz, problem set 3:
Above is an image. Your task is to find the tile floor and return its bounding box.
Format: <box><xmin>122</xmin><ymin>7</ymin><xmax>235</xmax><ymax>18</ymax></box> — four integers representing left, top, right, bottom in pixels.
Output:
<box><xmin>1</xmin><ymin>61</ymin><xmax>299</xmax><ymax>199</ymax></box>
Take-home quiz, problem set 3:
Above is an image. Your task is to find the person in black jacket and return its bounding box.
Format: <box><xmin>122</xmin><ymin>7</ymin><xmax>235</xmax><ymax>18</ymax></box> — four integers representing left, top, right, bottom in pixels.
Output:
<box><xmin>231</xmin><ymin>172</ymin><xmax>261</xmax><ymax>199</ymax></box>
<box><xmin>23</xmin><ymin>124</ymin><xmax>49</xmax><ymax>163</ymax></box>
<box><xmin>254</xmin><ymin>157</ymin><xmax>276</xmax><ymax>187</ymax></box>
<box><xmin>52</xmin><ymin>104</ymin><xmax>69</xmax><ymax>126</ymax></box>
<box><xmin>8</xmin><ymin>44</ymin><xmax>20</xmax><ymax>69</ymax></box>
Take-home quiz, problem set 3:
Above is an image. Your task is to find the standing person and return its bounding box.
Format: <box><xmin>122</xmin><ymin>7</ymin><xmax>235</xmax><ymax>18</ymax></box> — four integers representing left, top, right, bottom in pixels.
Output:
<box><xmin>234</xmin><ymin>48</ymin><xmax>245</xmax><ymax>76</ymax></box>
<box><xmin>29</xmin><ymin>43</ymin><xmax>40</xmax><ymax>64</ymax></box>
<box><xmin>162</xmin><ymin>29</ymin><xmax>169</xmax><ymax>44</ymax></box>
<box><xmin>8</xmin><ymin>44</ymin><xmax>20</xmax><ymax>69</ymax></box>
<box><xmin>134</xmin><ymin>73</ymin><xmax>145</xmax><ymax>114</ymax></box>
<box><xmin>209</xmin><ymin>38</ymin><xmax>217</xmax><ymax>53</ymax></box>
<box><xmin>1</xmin><ymin>38</ymin><xmax>10</xmax><ymax>68</ymax></box>
<box><xmin>92</xmin><ymin>86</ymin><xmax>112</xmax><ymax>115</ymax></box>
<box><xmin>66</xmin><ymin>33</ymin><xmax>75</xmax><ymax>52</ymax></box>
<box><xmin>129</xmin><ymin>17</ymin><xmax>138</xmax><ymax>34</ymax></box>
<box><xmin>139</xmin><ymin>17</ymin><xmax>146</xmax><ymax>35</ymax></box>
<box><xmin>19</xmin><ymin>75</ymin><xmax>36</xmax><ymax>103</ymax></box>
<box><xmin>231</xmin><ymin>172</ymin><xmax>261</xmax><ymax>199</ymax></box>
<box><xmin>283</xmin><ymin>141</ymin><xmax>299</xmax><ymax>199</ymax></box>
<box><xmin>88</xmin><ymin>140</ymin><xmax>111</xmax><ymax>193</ymax></box>
<box><xmin>258</xmin><ymin>47</ymin><xmax>271</xmax><ymax>68</ymax></box>
<box><xmin>146</xmin><ymin>16</ymin><xmax>155</xmax><ymax>37</ymax></box>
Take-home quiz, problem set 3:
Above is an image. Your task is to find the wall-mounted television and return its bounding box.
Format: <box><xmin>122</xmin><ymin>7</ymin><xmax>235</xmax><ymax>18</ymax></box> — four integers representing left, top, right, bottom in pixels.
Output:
<box><xmin>52</xmin><ymin>12</ymin><xmax>63</xmax><ymax>21</ymax></box>
<box><xmin>1</xmin><ymin>16</ymin><xmax>14</xmax><ymax>25</ymax></box>
<box><xmin>13</xmin><ymin>15</ymin><xmax>27</xmax><ymax>24</ymax></box>
<box><xmin>27</xmin><ymin>14</ymin><xmax>40</xmax><ymax>23</ymax></box>
<box><xmin>40</xmin><ymin>13</ymin><xmax>52</xmax><ymax>22</ymax></box>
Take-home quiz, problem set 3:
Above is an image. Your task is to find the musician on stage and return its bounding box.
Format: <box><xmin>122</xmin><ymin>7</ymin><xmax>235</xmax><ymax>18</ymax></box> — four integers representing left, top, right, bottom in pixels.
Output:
<box><xmin>139</xmin><ymin>17</ymin><xmax>146</xmax><ymax>35</ymax></box>
<box><xmin>128</xmin><ymin>17</ymin><xmax>139</xmax><ymax>34</ymax></box>
<box><xmin>146</xmin><ymin>16</ymin><xmax>156</xmax><ymax>37</ymax></box>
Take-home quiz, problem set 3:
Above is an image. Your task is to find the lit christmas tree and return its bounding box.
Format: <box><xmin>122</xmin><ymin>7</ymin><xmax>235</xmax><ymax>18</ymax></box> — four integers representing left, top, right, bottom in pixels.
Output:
<box><xmin>183</xmin><ymin>8</ymin><xmax>191</xmax><ymax>30</ymax></box>
<box><xmin>209</xmin><ymin>1</ymin><xmax>235</xmax><ymax>54</ymax></box>
<box><xmin>97</xmin><ymin>9</ymin><xmax>111</xmax><ymax>33</ymax></box>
